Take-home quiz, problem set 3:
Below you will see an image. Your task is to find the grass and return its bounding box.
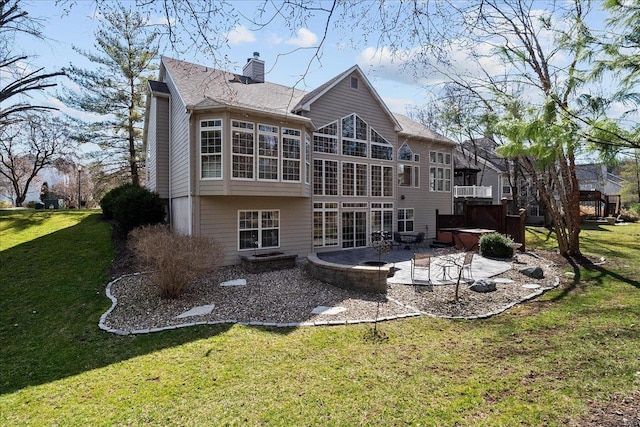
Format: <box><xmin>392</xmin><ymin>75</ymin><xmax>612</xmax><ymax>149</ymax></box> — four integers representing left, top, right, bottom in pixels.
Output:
<box><xmin>1</xmin><ymin>210</ymin><xmax>638</xmax><ymax>426</ymax></box>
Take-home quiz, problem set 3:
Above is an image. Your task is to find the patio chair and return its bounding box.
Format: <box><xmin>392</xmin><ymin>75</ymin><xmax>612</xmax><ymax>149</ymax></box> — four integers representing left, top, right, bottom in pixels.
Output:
<box><xmin>392</xmin><ymin>231</ymin><xmax>404</xmax><ymax>250</ymax></box>
<box><xmin>411</xmin><ymin>253</ymin><xmax>431</xmax><ymax>285</ymax></box>
<box><xmin>460</xmin><ymin>251</ymin><xmax>474</xmax><ymax>282</ymax></box>
<box><xmin>412</xmin><ymin>232</ymin><xmax>427</xmax><ymax>250</ymax></box>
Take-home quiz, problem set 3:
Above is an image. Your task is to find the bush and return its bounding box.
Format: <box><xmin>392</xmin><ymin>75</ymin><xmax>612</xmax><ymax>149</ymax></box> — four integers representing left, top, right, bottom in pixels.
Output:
<box><xmin>100</xmin><ymin>183</ymin><xmax>137</xmax><ymax>220</ymax></box>
<box><xmin>110</xmin><ymin>185</ymin><xmax>165</xmax><ymax>233</ymax></box>
<box><xmin>479</xmin><ymin>232</ymin><xmax>514</xmax><ymax>259</ymax></box>
<box><xmin>129</xmin><ymin>225</ymin><xmax>225</xmax><ymax>298</ymax></box>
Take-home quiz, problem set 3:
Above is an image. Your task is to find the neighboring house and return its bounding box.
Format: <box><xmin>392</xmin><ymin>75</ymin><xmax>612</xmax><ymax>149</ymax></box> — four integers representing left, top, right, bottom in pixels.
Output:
<box><xmin>143</xmin><ymin>54</ymin><xmax>455</xmax><ymax>265</ymax></box>
<box><xmin>453</xmin><ymin>138</ymin><xmax>513</xmax><ymax>214</ymax></box>
<box><xmin>453</xmin><ymin>139</ymin><xmax>624</xmax><ymax>223</ymax></box>
<box><xmin>575</xmin><ymin>163</ymin><xmax>624</xmax><ymax>195</ymax></box>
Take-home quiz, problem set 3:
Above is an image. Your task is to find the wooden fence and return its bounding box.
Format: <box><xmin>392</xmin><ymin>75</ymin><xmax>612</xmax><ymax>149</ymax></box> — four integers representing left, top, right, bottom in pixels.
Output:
<box><xmin>436</xmin><ymin>200</ymin><xmax>526</xmax><ymax>251</ymax></box>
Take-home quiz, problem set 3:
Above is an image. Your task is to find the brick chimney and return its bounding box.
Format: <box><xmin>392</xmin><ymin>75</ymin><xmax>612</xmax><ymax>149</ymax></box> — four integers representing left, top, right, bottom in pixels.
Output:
<box><xmin>242</xmin><ymin>52</ymin><xmax>264</xmax><ymax>83</ymax></box>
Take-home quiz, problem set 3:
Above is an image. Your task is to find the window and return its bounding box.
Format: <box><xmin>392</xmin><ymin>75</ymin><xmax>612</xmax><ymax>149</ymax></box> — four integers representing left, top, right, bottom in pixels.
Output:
<box><xmin>313</xmin><ymin>202</ymin><xmax>338</xmax><ymax>247</ymax></box>
<box><xmin>341</xmin><ymin>114</ymin><xmax>367</xmax><ymax>157</ymax></box>
<box><xmin>342</xmin><ymin>162</ymin><xmax>367</xmax><ymax>196</ymax></box>
<box><xmin>350</xmin><ymin>76</ymin><xmax>358</xmax><ymax>89</ymax></box>
<box><xmin>414</xmin><ymin>154</ymin><xmax>420</xmax><ymax>162</ymax></box>
<box><xmin>258</xmin><ymin>124</ymin><xmax>279</xmax><ymax>180</ymax></box>
<box><xmin>429</xmin><ymin>149</ymin><xmax>452</xmax><ymax>192</ymax></box>
<box><xmin>430</xmin><ymin>167</ymin><xmax>451</xmax><ymax>192</ymax></box>
<box><xmin>502</xmin><ymin>177</ymin><xmax>512</xmax><ymax>198</ymax></box>
<box><xmin>370</xmin><ymin>129</ymin><xmax>393</xmax><ymax>160</ymax></box>
<box><xmin>398</xmin><ymin>142</ymin><xmax>413</xmax><ymax>161</ymax></box>
<box><xmin>398</xmin><ymin>164</ymin><xmax>420</xmax><ymax>188</ymax></box>
<box><xmin>232</xmin><ymin>120</ymin><xmax>254</xmax><ymax>179</ymax></box>
<box><xmin>398</xmin><ymin>164</ymin><xmax>412</xmax><ymax>187</ymax></box>
<box><xmin>313</xmin><ymin>159</ymin><xmax>338</xmax><ymax>195</ymax></box>
<box><xmin>238</xmin><ymin>210</ymin><xmax>279</xmax><ymax>250</ymax></box>
<box><xmin>200</xmin><ymin>119</ymin><xmax>222</xmax><ymax>179</ymax></box>
<box><xmin>371</xmin><ymin>203</ymin><xmax>394</xmax><ymax>233</ymax></box>
<box><xmin>313</xmin><ymin>121</ymin><xmax>338</xmax><ymax>154</ymax></box>
<box><xmin>282</xmin><ymin>128</ymin><xmax>301</xmax><ymax>182</ymax></box>
<box><xmin>398</xmin><ymin>208</ymin><xmax>414</xmax><ymax>232</ymax></box>
<box><xmin>371</xmin><ymin>164</ymin><xmax>394</xmax><ymax>197</ymax></box>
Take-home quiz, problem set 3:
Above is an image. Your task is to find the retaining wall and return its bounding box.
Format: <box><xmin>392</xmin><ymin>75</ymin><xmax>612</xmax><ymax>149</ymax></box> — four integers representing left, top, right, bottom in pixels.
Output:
<box><xmin>306</xmin><ymin>254</ymin><xmax>388</xmax><ymax>294</ymax></box>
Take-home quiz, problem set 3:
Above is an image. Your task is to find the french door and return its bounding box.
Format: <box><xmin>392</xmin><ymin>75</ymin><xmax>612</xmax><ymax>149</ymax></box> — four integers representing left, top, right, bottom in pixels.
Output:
<box><xmin>342</xmin><ymin>211</ymin><xmax>367</xmax><ymax>248</ymax></box>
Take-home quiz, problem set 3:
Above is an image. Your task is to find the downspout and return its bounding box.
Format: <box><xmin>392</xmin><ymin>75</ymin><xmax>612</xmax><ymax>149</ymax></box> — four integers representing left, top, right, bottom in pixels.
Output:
<box><xmin>187</xmin><ymin>109</ymin><xmax>193</xmax><ymax>235</ymax></box>
<box><xmin>168</xmin><ymin>95</ymin><xmax>173</xmax><ymax>227</ymax></box>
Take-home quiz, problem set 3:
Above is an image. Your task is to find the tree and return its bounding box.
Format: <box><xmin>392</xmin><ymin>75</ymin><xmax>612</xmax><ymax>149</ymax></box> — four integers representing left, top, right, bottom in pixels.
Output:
<box><xmin>404</xmin><ymin>0</ymin><xmax>596</xmax><ymax>255</ymax></box>
<box><xmin>0</xmin><ymin>0</ymin><xmax>64</xmax><ymax>126</ymax></box>
<box><xmin>62</xmin><ymin>6</ymin><xmax>159</xmax><ymax>186</ymax></box>
<box><xmin>0</xmin><ymin>114</ymin><xmax>75</xmax><ymax>206</ymax></box>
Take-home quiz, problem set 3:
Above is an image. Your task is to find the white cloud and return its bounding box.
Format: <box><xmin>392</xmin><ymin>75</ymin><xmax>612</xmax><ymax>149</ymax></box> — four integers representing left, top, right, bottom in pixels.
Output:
<box><xmin>46</xmin><ymin>98</ymin><xmax>106</xmax><ymax>123</ymax></box>
<box><xmin>226</xmin><ymin>25</ymin><xmax>256</xmax><ymax>45</ymax></box>
<box><xmin>285</xmin><ymin>28</ymin><xmax>318</xmax><ymax>47</ymax></box>
<box><xmin>381</xmin><ymin>96</ymin><xmax>418</xmax><ymax>115</ymax></box>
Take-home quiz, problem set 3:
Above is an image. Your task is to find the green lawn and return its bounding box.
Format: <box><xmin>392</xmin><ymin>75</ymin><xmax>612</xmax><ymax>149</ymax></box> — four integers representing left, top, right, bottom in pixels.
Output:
<box><xmin>1</xmin><ymin>210</ymin><xmax>638</xmax><ymax>426</ymax></box>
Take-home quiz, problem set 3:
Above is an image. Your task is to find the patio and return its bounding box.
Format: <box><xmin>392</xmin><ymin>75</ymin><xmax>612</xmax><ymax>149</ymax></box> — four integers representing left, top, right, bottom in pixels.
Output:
<box><xmin>316</xmin><ymin>247</ymin><xmax>511</xmax><ymax>286</ymax></box>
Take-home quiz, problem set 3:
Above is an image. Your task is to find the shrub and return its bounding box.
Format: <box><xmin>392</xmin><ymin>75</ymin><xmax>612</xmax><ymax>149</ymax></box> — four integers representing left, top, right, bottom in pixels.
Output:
<box><xmin>111</xmin><ymin>185</ymin><xmax>165</xmax><ymax>233</ymax></box>
<box><xmin>100</xmin><ymin>183</ymin><xmax>137</xmax><ymax>220</ymax></box>
<box><xmin>129</xmin><ymin>225</ymin><xmax>225</xmax><ymax>298</ymax></box>
<box><xmin>479</xmin><ymin>232</ymin><xmax>514</xmax><ymax>259</ymax></box>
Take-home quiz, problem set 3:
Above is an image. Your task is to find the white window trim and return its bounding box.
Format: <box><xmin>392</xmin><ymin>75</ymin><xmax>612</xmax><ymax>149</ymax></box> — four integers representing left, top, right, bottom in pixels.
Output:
<box><xmin>257</xmin><ymin>123</ymin><xmax>280</xmax><ymax>182</ymax></box>
<box><xmin>238</xmin><ymin>210</ymin><xmax>280</xmax><ymax>251</ymax></box>
<box><xmin>281</xmin><ymin>128</ymin><xmax>302</xmax><ymax>183</ymax></box>
<box><xmin>341</xmin><ymin>161</ymin><xmax>368</xmax><ymax>197</ymax></box>
<box><xmin>313</xmin><ymin>202</ymin><xmax>339</xmax><ymax>247</ymax></box>
<box><xmin>231</xmin><ymin>120</ymin><xmax>255</xmax><ymax>181</ymax></box>
<box><xmin>200</xmin><ymin>119</ymin><xmax>223</xmax><ymax>180</ymax></box>
<box><xmin>398</xmin><ymin>208</ymin><xmax>415</xmax><ymax>232</ymax></box>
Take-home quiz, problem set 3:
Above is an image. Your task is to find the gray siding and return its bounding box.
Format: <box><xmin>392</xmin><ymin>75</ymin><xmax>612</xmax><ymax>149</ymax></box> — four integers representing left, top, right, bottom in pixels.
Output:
<box><xmin>305</xmin><ymin>70</ymin><xmax>397</xmax><ymax>143</ymax></box>
<box><xmin>146</xmin><ymin>98</ymin><xmax>158</xmax><ymax>192</ymax></box>
<box><xmin>398</xmin><ymin>138</ymin><xmax>453</xmax><ymax>239</ymax></box>
<box><xmin>147</xmin><ymin>96</ymin><xmax>170</xmax><ymax>198</ymax></box>
<box><xmin>166</xmin><ymin>72</ymin><xmax>191</xmax><ymax>198</ymax></box>
<box><xmin>198</xmin><ymin>196</ymin><xmax>312</xmax><ymax>266</ymax></box>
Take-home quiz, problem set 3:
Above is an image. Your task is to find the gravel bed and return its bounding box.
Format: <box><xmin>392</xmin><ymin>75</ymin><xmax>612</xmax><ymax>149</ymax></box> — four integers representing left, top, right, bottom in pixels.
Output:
<box><xmin>100</xmin><ymin>251</ymin><xmax>562</xmax><ymax>333</ymax></box>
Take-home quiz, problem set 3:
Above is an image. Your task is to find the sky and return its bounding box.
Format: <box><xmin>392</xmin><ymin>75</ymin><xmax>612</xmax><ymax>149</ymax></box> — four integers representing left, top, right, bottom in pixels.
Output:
<box><xmin>18</xmin><ymin>0</ymin><xmax>435</xmax><ymax>118</ymax></box>
<box><xmin>16</xmin><ymin>0</ymin><xmax>623</xmax><ymax>123</ymax></box>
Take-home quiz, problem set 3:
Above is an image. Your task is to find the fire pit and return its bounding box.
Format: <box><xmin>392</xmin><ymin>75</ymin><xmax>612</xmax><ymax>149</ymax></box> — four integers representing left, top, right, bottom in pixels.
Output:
<box><xmin>240</xmin><ymin>252</ymin><xmax>297</xmax><ymax>273</ymax></box>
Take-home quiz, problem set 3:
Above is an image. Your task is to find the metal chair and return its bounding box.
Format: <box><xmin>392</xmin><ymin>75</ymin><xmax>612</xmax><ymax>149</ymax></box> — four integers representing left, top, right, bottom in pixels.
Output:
<box><xmin>411</xmin><ymin>252</ymin><xmax>431</xmax><ymax>285</ymax></box>
<box><xmin>460</xmin><ymin>251</ymin><xmax>474</xmax><ymax>282</ymax></box>
<box><xmin>392</xmin><ymin>231</ymin><xmax>404</xmax><ymax>250</ymax></box>
<box><xmin>412</xmin><ymin>232</ymin><xmax>427</xmax><ymax>250</ymax></box>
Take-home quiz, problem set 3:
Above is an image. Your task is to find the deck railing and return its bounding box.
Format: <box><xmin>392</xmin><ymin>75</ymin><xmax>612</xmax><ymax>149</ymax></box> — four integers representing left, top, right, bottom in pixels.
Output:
<box><xmin>453</xmin><ymin>185</ymin><xmax>493</xmax><ymax>198</ymax></box>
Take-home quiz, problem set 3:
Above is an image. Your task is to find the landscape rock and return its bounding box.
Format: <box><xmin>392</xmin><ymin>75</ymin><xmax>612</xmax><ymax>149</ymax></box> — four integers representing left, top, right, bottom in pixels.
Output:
<box><xmin>469</xmin><ymin>279</ymin><xmax>497</xmax><ymax>293</ymax></box>
<box><xmin>520</xmin><ymin>266</ymin><xmax>544</xmax><ymax>279</ymax></box>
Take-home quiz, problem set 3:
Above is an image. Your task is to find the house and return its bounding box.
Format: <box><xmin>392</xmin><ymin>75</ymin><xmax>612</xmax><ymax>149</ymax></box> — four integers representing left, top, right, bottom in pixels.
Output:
<box><xmin>143</xmin><ymin>54</ymin><xmax>455</xmax><ymax>265</ymax></box>
<box><xmin>453</xmin><ymin>139</ymin><xmax>623</xmax><ymax>223</ymax></box>
<box><xmin>453</xmin><ymin>138</ymin><xmax>516</xmax><ymax>214</ymax></box>
<box><xmin>575</xmin><ymin>163</ymin><xmax>624</xmax><ymax>195</ymax></box>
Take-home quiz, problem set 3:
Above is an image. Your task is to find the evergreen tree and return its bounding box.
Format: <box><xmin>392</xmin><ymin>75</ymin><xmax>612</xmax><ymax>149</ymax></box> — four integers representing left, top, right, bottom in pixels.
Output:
<box><xmin>62</xmin><ymin>6</ymin><xmax>159</xmax><ymax>186</ymax></box>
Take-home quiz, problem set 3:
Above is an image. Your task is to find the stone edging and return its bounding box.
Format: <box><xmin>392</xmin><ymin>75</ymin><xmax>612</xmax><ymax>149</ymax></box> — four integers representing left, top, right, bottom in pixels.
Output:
<box><xmin>98</xmin><ymin>274</ymin><xmax>560</xmax><ymax>336</ymax></box>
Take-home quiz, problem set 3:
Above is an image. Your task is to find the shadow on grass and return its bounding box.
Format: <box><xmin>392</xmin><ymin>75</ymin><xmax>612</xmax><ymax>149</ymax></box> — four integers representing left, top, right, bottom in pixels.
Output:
<box><xmin>0</xmin><ymin>209</ymin><xmax>61</xmax><ymax>234</ymax></box>
<box><xmin>550</xmin><ymin>254</ymin><xmax>640</xmax><ymax>303</ymax></box>
<box><xmin>0</xmin><ymin>215</ymin><xmax>236</xmax><ymax>395</ymax></box>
